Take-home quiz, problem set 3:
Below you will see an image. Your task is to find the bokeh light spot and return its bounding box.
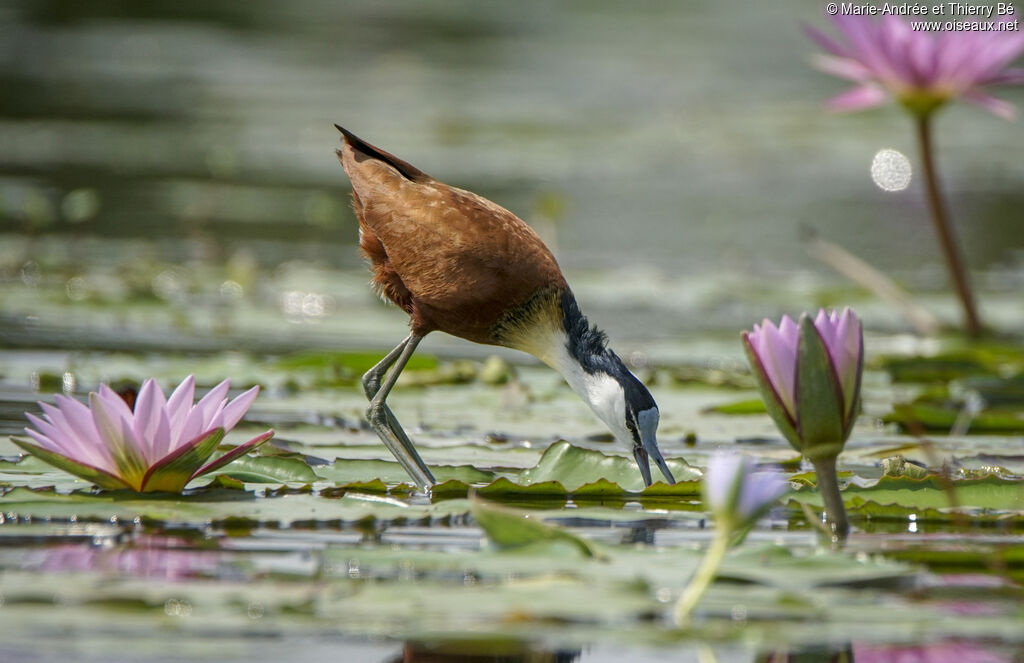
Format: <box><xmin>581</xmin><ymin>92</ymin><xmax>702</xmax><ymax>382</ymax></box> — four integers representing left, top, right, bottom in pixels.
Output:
<box><xmin>870</xmin><ymin>149</ymin><xmax>912</xmax><ymax>192</ymax></box>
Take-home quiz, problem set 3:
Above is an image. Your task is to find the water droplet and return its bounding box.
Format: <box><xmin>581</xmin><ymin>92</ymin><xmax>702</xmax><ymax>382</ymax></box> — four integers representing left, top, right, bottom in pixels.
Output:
<box><xmin>164</xmin><ymin>598</ymin><xmax>193</xmax><ymax>617</ymax></box>
<box><xmin>65</xmin><ymin>276</ymin><xmax>88</xmax><ymax>302</ymax></box>
<box><xmin>60</xmin><ymin>188</ymin><xmax>100</xmax><ymax>223</ymax></box>
<box><xmin>247</xmin><ymin>601</ymin><xmax>264</xmax><ymax>620</ymax></box>
<box><xmin>219</xmin><ymin>280</ymin><xmax>244</xmax><ymax>299</ymax></box>
<box><xmin>20</xmin><ymin>261</ymin><xmax>41</xmax><ymax>287</ymax></box>
<box><xmin>870</xmin><ymin>149</ymin><xmax>912</xmax><ymax>192</ymax></box>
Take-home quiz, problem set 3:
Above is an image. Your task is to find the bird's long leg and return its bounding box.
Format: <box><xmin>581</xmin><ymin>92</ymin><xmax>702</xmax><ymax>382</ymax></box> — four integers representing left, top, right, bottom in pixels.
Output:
<box><xmin>362</xmin><ymin>334</ymin><xmax>435</xmax><ymax>490</ymax></box>
<box><xmin>361</xmin><ymin>337</ymin><xmax>415</xmax><ymax>457</ymax></box>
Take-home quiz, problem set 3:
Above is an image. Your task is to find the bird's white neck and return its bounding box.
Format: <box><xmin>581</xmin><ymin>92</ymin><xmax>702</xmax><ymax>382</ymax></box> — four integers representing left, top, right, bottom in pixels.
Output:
<box><xmin>530</xmin><ymin>328</ymin><xmax>629</xmax><ymax>443</ymax></box>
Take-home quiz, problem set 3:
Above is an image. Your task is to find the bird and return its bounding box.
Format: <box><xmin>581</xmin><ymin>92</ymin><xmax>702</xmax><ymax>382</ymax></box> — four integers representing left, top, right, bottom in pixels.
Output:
<box><xmin>334</xmin><ymin>126</ymin><xmax>675</xmax><ymax>491</ymax></box>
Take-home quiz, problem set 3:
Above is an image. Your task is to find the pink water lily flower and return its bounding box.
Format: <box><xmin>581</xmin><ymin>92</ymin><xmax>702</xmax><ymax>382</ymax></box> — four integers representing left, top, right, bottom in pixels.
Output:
<box><xmin>807</xmin><ymin>13</ymin><xmax>1024</xmax><ymax>118</ymax></box>
<box><xmin>14</xmin><ymin>375</ymin><xmax>274</xmax><ymax>492</ymax></box>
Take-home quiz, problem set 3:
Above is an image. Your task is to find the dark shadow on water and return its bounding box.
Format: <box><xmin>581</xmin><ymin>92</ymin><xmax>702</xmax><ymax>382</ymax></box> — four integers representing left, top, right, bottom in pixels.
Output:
<box><xmin>391</xmin><ymin>642</ymin><xmax>580</xmax><ymax>663</ymax></box>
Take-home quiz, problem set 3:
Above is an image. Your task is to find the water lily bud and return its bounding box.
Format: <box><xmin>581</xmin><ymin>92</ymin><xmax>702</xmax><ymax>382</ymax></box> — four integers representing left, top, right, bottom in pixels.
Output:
<box><xmin>742</xmin><ymin>309</ymin><xmax>863</xmax><ymax>461</ymax></box>
<box><xmin>704</xmin><ymin>452</ymin><xmax>788</xmax><ymax>529</ymax></box>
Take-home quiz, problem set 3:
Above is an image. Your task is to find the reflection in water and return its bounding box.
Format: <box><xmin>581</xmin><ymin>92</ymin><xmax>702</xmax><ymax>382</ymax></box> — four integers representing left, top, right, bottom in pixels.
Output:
<box><xmin>393</xmin><ymin>642</ymin><xmax>579</xmax><ymax>663</ymax></box>
<box><xmin>621</xmin><ymin>524</ymin><xmax>657</xmax><ymax>545</ymax></box>
<box><xmin>25</xmin><ymin>535</ymin><xmax>222</xmax><ymax>581</ymax></box>
<box><xmin>757</xmin><ymin>644</ymin><xmax>853</xmax><ymax>663</ymax></box>
<box><xmin>851</xmin><ymin>641</ymin><xmax>1012</xmax><ymax>663</ymax></box>
<box><xmin>758</xmin><ymin>641</ymin><xmax>1016</xmax><ymax>663</ymax></box>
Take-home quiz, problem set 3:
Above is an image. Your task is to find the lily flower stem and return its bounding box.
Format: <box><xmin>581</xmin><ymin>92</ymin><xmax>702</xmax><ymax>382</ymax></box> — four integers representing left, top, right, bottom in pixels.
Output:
<box><xmin>674</xmin><ymin>523</ymin><xmax>732</xmax><ymax>627</ymax></box>
<box><xmin>811</xmin><ymin>455</ymin><xmax>849</xmax><ymax>542</ymax></box>
<box><xmin>915</xmin><ymin>114</ymin><xmax>983</xmax><ymax>338</ymax></box>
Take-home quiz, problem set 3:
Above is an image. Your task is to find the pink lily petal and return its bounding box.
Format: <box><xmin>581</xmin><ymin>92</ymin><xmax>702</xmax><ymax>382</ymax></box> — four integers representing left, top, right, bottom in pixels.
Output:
<box><xmin>827</xmin><ymin>85</ymin><xmax>888</xmax><ymax>112</ymax></box>
<box><xmin>31</xmin><ymin>406</ymin><xmax>103</xmax><ymax>469</ymax></box>
<box><xmin>53</xmin><ymin>394</ymin><xmax>114</xmax><ymax>470</ymax></box>
<box><xmin>813</xmin><ymin>55</ymin><xmax>874</xmax><ymax>82</ymax></box>
<box><xmin>753</xmin><ymin>317</ymin><xmax>799</xmax><ymax>419</ymax></box>
<box><xmin>28</xmin><ymin>409</ymin><xmax>68</xmax><ymax>447</ymax></box>
<box><xmin>809</xmin><ymin>14</ymin><xmax>1024</xmax><ymax>118</ymax></box>
<box><xmin>133</xmin><ymin>378</ymin><xmax>171</xmax><ymax>463</ymax></box>
<box><xmin>985</xmin><ymin>67</ymin><xmax>1024</xmax><ymax>85</ymax></box>
<box><xmin>166</xmin><ymin>375</ymin><xmax>196</xmax><ymax>443</ymax></box>
<box><xmin>704</xmin><ymin>451</ymin><xmax>744</xmax><ymax>515</ymax></box>
<box><xmin>964</xmin><ymin>90</ymin><xmax>1017</xmax><ymax>120</ymax></box>
<box><xmin>23</xmin><ymin>426</ymin><xmax>60</xmax><ymax>453</ymax></box>
<box><xmin>804</xmin><ymin>23</ymin><xmax>851</xmax><ymax>58</ymax></box>
<box><xmin>222</xmin><ymin>385</ymin><xmax>260</xmax><ymax>430</ymax></box>
<box><xmin>813</xmin><ymin>308</ymin><xmax>863</xmax><ymax>419</ymax></box>
<box><xmin>22</xmin><ymin>375</ymin><xmax>268</xmax><ymax>493</ymax></box>
<box><xmin>205</xmin><ymin>401</ymin><xmax>227</xmax><ymax>435</ymax></box>
<box><xmin>193</xmin><ymin>379</ymin><xmax>231</xmax><ymax>431</ymax></box>
<box><xmin>97</xmin><ymin>384</ymin><xmax>135</xmax><ymax>423</ymax></box>
<box><xmin>89</xmin><ymin>391</ymin><xmax>147</xmax><ymax>484</ymax></box>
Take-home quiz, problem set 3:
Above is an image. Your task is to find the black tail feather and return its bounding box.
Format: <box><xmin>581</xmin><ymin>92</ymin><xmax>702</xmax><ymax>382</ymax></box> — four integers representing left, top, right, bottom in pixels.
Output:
<box><xmin>334</xmin><ymin>125</ymin><xmax>430</xmax><ymax>182</ymax></box>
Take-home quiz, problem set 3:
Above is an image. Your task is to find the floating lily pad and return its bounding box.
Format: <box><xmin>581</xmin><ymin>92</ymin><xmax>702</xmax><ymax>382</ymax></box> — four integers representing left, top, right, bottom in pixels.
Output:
<box><xmin>274</xmin><ymin>350</ymin><xmax>438</xmax><ymax>387</ymax></box>
<box><xmin>702</xmin><ymin>398</ymin><xmax>767</xmax><ymax>415</ymax></box>
<box><xmin>790</xmin><ymin>474</ymin><xmax>1024</xmax><ymax>518</ymax></box>
<box><xmin>316</xmin><ymin>458</ymin><xmax>496</xmax><ymax>485</ymax></box>
<box><xmin>883</xmin><ymin>404</ymin><xmax>1024</xmax><ymax>434</ymax></box>
<box><xmin>207</xmin><ymin>454</ymin><xmax>320</xmax><ymax>484</ymax></box>
<box><xmin>517</xmin><ymin>440</ymin><xmax>702</xmax><ymax>493</ymax></box>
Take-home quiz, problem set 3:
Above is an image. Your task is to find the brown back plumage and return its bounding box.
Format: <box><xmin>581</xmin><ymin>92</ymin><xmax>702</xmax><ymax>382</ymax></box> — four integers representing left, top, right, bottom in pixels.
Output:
<box><xmin>335</xmin><ymin>127</ymin><xmax>568</xmax><ymax>346</ymax></box>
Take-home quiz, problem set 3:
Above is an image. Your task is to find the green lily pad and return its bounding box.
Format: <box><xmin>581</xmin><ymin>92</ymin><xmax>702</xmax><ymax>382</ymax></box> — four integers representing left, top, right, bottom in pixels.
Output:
<box><xmin>702</xmin><ymin>398</ymin><xmax>767</xmax><ymax>415</ymax></box>
<box><xmin>208</xmin><ymin>454</ymin><xmax>319</xmax><ymax>484</ymax></box>
<box><xmin>881</xmin><ymin>354</ymin><xmax>993</xmax><ymax>383</ymax></box>
<box><xmin>879</xmin><ymin>346</ymin><xmax>1024</xmax><ymax>384</ymax></box>
<box><xmin>883</xmin><ymin>404</ymin><xmax>1024</xmax><ymax>434</ymax></box>
<box><xmin>274</xmin><ymin>350</ymin><xmax>438</xmax><ymax>387</ymax></box>
<box><xmin>0</xmin><ymin>486</ymin><xmax>473</xmax><ymax>527</ymax></box>
<box><xmin>790</xmin><ymin>474</ymin><xmax>1024</xmax><ymax>515</ymax></box>
<box><xmin>316</xmin><ymin>458</ymin><xmax>496</xmax><ymax>485</ymax></box>
<box><xmin>517</xmin><ymin>440</ymin><xmax>701</xmax><ymax>492</ymax></box>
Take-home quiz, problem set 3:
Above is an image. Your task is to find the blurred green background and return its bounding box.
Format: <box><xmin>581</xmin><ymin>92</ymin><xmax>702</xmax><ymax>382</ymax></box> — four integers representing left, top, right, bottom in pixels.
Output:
<box><xmin>1</xmin><ymin>0</ymin><xmax>1022</xmax><ymax>346</ymax></box>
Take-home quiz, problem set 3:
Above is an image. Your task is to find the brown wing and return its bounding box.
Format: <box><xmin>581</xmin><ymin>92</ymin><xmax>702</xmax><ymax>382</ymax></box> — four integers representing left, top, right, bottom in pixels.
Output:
<box><xmin>336</xmin><ymin>128</ymin><xmax>567</xmax><ymax>345</ymax></box>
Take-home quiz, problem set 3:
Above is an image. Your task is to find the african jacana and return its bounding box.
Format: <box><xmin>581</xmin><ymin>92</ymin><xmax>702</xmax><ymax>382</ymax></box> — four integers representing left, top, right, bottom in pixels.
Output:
<box><xmin>335</xmin><ymin>126</ymin><xmax>675</xmax><ymax>491</ymax></box>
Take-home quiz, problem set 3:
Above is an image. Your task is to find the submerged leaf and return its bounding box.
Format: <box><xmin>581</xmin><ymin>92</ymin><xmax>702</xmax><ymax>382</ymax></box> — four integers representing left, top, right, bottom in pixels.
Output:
<box><xmin>469</xmin><ymin>496</ymin><xmax>601</xmax><ymax>558</ymax></box>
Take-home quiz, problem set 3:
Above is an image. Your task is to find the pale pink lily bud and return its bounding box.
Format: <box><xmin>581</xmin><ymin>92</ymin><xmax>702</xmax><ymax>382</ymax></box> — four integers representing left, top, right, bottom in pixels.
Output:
<box><xmin>14</xmin><ymin>375</ymin><xmax>274</xmax><ymax>493</ymax></box>
<box><xmin>742</xmin><ymin>309</ymin><xmax>863</xmax><ymax>460</ymax></box>
<box><xmin>704</xmin><ymin>452</ymin><xmax>789</xmax><ymax>529</ymax></box>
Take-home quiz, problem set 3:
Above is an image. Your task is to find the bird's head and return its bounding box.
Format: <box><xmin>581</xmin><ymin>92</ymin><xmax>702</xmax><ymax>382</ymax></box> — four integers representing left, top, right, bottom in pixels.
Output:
<box><xmin>547</xmin><ymin>292</ymin><xmax>676</xmax><ymax>487</ymax></box>
<box><xmin>581</xmin><ymin>355</ymin><xmax>676</xmax><ymax>487</ymax></box>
